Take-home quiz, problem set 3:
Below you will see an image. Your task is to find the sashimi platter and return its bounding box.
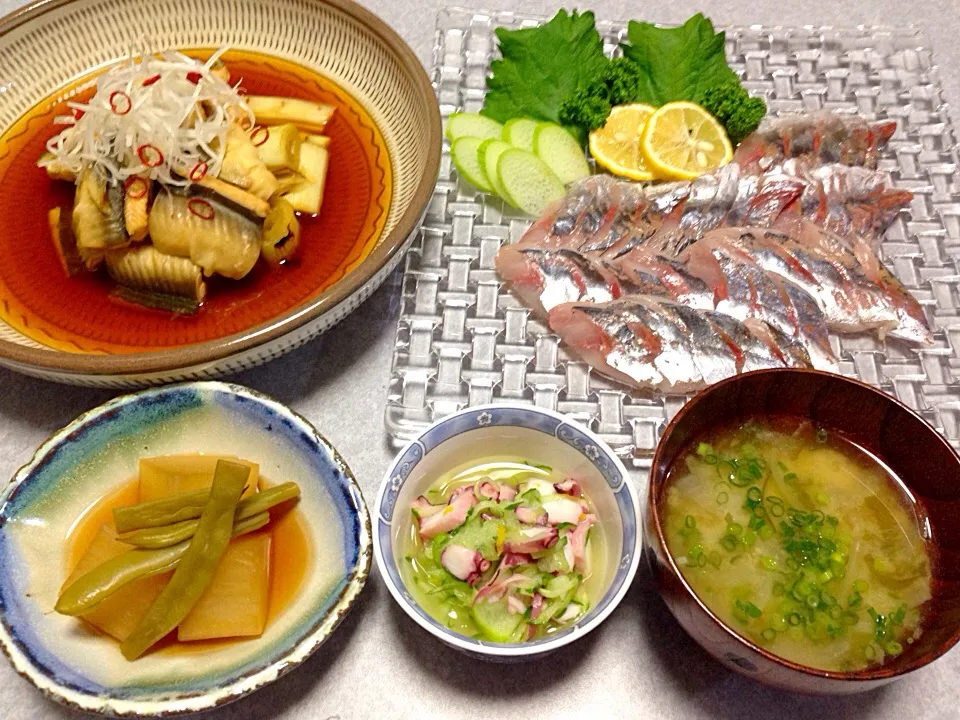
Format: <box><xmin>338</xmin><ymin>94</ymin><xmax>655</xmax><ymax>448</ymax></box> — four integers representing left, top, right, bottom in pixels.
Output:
<box><xmin>386</xmin><ymin>9</ymin><xmax>955</xmax><ymax>461</ymax></box>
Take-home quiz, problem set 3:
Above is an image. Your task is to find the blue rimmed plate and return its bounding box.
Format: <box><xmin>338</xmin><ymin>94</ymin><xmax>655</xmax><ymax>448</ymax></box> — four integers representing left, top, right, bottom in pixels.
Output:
<box><xmin>0</xmin><ymin>381</ymin><xmax>371</xmax><ymax>715</ymax></box>
<box><xmin>374</xmin><ymin>403</ymin><xmax>641</xmax><ymax>659</ymax></box>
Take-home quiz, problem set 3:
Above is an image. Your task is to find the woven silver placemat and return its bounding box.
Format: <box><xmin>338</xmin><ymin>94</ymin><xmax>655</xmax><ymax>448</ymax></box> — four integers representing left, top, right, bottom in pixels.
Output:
<box><xmin>385</xmin><ymin>6</ymin><xmax>960</xmax><ymax>469</ymax></box>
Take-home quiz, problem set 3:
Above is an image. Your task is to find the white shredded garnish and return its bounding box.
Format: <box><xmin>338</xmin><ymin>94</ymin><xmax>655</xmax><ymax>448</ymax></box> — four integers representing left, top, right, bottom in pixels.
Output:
<box><xmin>40</xmin><ymin>48</ymin><xmax>253</xmax><ymax>187</ymax></box>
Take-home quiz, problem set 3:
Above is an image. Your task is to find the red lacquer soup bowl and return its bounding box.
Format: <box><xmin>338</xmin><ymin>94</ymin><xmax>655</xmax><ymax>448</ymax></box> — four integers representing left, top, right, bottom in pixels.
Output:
<box><xmin>646</xmin><ymin>369</ymin><xmax>960</xmax><ymax>695</ymax></box>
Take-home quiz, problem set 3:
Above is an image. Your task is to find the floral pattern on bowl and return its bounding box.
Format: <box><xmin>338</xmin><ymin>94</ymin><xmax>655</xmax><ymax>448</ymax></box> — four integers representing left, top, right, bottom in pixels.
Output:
<box><xmin>374</xmin><ymin>403</ymin><xmax>641</xmax><ymax>659</ymax></box>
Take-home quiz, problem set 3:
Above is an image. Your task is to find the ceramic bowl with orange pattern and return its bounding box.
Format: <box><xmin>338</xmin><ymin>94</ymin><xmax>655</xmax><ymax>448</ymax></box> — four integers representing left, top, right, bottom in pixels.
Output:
<box><xmin>0</xmin><ymin>0</ymin><xmax>440</xmax><ymax>387</ymax></box>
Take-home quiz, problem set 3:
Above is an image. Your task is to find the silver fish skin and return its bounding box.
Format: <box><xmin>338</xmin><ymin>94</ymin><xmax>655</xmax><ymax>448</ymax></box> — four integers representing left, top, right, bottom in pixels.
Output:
<box><xmin>691</xmin><ymin>228</ymin><xmax>933</xmax><ymax>344</ymax></box>
<box><xmin>494</xmin><ymin>245</ymin><xmax>621</xmax><ymax>315</ymax></box>
<box><xmin>547</xmin><ymin>296</ymin><xmax>802</xmax><ymax>393</ymax></box>
<box><xmin>680</xmin><ymin>244</ymin><xmax>838</xmax><ymax>371</ymax></box>
<box><xmin>614</xmin><ymin>253</ymin><xmax>715</xmax><ymax>310</ymax></box>
<box><xmin>639</xmin><ymin>167</ymin><xmax>806</xmax><ymax>257</ymax></box>
<box><xmin>772</xmin><ymin>161</ymin><xmax>914</xmax><ymax>250</ymax></box>
<box><xmin>733</xmin><ymin>111</ymin><xmax>898</xmax><ymax>173</ymax></box>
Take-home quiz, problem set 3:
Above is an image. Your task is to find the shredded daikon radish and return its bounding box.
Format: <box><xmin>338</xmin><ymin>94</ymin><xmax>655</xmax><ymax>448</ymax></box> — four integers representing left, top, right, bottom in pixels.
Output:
<box><xmin>40</xmin><ymin>48</ymin><xmax>253</xmax><ymax>187</ymax></box>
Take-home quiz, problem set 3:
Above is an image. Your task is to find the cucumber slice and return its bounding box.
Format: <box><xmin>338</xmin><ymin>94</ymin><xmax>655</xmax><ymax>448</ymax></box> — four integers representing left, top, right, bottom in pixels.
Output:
<box><xmin>451</xmin><ymin>516</ymin><xmax>502</xmax><ymax>561</ymax></box>
<box><xmin>446</xmin><ymin>112</ymin><xmax>504</xmax><ymax>142</ymax></box>
<box><xmin>472</xmin><ymin>597</ymin><xmax>525</xmax><ymax>642</ymax></box>
<box><xmin>478</xmin><ymin>138</ymin><xmax>512</xmax><ymax>198</ymax></box>
<box><xmin>451</xmin><ymin>136</ymin><xmax>493</xmax><ymax>193</ymax></box>
<box><xmin>496</xmin><ymin>149</ymin><xmax>565</xmax><ymax>216</ymax></box>
<box><xmin>502</xmin><ymin>118</ymin><xmax>539</xmax><ymax>151</ymax></box>
<box><xmin>533</xmin><ymin>122</ymin><xmax>591</xmax><ymax>185</ymax></box>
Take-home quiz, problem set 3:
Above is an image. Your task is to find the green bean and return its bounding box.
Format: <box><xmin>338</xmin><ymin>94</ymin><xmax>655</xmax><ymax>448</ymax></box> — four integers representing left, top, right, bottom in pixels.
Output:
<box><xmin>118</xmin><ymin>482</ymin><xmax>300</xmax><ymax>548</ymax></box>
<box><xmin>112</xmin><ymin>471</ymin><xmax>258</xmax><ymax>534</ymax></box>
<box><xmin>121</xmin><ymin>461</ymin><xmax>250</xmax><ymax>660</ymax></box>
<box><xmin>112</xmin><ymin>489</ymin><xmax>211</xmax><ymax>534</ymax></box>
<box><xmin>55</xmin><ymin>512</ymin><xmax>269</xmax><ymax>616</ymax></box>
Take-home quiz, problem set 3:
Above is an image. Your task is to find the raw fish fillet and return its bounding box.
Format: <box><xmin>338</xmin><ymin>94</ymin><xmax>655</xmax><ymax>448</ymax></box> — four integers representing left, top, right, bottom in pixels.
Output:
<box><xmin>548</xmin><ymin>297</ymin><xmax>811</xmax><ymax>393</ymax></box>
<box><xmin>494</xmin><ymin>245</ymin><xmax>624</xmax><ymax>316</ymax></box>
<box><xmin>684</xmin><ymin>228</ymin><xmax>933</xmax><ymax>344</ymax></box>
<box><xmin>519</xmin><ymin>164</ymin><xmax>909</xmax><ymax>262</ymax></box>
<box><xmin>783</xmin><ymin>162</ymin><xmax>912</xmax><ymax>240</ymax></box>
<box><xmin>677</xmin><ymin>242</ymin><xmax>837</xmax><ymax>370</ymax></box>
<box><xmin>733</xmin><ymin>111</ymin><xmax>897</xmax><ymax>173</ymax></box>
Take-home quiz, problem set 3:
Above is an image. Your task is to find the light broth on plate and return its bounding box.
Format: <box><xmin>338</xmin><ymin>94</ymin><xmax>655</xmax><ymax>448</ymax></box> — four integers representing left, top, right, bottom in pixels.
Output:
<box><xmin>663</xmin><ymin>418</ymin><xmax>933</xmax><ymax>672</ymax></box>
<box><xmin>64</xmin><ymin>472</ymin><xmax>310</xmax><ymax>656</ymax></box>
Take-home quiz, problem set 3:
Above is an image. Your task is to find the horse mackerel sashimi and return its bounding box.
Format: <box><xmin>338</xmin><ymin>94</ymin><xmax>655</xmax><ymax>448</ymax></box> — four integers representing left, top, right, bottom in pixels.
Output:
<box><xmin>681</xmin><ymin>228</ymin><xmax>932</xmax><ymax>344</ymax></box>
<box><xmin>497</xmin><ymin>237</ymin><xmax>839</xmax><ymax>371</ymax></box>
<box><xmin>732</xmin><ymin>111</ymin><xmax>898</xmax><ymax>173</ymax></box>
<box><xmin>546</xmin><ymin>297</ymin><xmax>812</xmax><ymax>394</ymax></box>
<box><xmin>516</xmin><ymin>161</ymin><xmax>911</xmax><ymax>264</ymax></box>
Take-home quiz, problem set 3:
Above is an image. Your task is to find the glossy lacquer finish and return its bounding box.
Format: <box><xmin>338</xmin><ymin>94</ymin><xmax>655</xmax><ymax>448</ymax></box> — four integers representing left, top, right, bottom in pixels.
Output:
<box><xmin>646</xmin><ymin>369</ymin><xmax>960</xmax><ymax>695</ymax></box>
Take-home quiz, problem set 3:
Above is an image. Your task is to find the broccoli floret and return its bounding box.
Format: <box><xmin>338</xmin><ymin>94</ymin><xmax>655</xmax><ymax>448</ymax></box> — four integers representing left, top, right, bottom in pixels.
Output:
<box><xmin>696</xmin><ymin>82</ymin><xmax>767</xmax><ymax>145</ymax></box>
<box><xmin>559</xmin><ymin>85</ymin><xmax>612</xmax><ymax>132</ymax></box>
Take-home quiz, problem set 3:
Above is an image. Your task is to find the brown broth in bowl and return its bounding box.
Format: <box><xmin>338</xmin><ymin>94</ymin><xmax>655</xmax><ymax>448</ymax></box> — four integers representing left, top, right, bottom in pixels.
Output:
<box><xmin>0</xmin><ymin>50</ymin><xmax>392</xmax><ymax>353</ymax></box>
<box><xmin>662</xmin><ymin>416</ymin><xmax>933</xmax><ymax>672</ymax></box>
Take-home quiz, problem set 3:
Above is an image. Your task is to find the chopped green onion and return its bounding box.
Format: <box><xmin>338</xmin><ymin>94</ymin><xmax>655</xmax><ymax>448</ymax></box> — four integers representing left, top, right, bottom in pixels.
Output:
<box><xmin>726</xmin><ymin>522</ymin><xmax>743</xmax><ymax>536</ymax></box>
<box><xmin>841</xmin><ymin>610</ymin><xmax>859</xmax><ymax>626</ymax></box>
<box><xmin>696</xmin><ymin>442</ymin><xmax>715</xmax><ymax>458</ymax></box>
<box><xmin>816</xmin><ymin>428</ymin><xmax>828</xmax><ymax>443</ymax></box>
<box><xmin>736</xmin><ymin>600</ymin><xmax>762</xmax><ymax>618</ymax></box>
<box><xmin>853</xmin><ymin>580</ymin><xmax>868</xmax><ymax>593</ymax></box>
<box><xmin>864</xmin><ymin>644</ymin><xmax>876</xmax><ymax>660</ymax></box>
<box><xmin>761</xmin><ymin>556</ymin><xmax>778</xmax><ymax>571</ymax></box>
<box><xmin>716</xmin><ymin>492</ymin><xmax>729</xmax><ymax>505</ymax></box>
<box><xmin>761</xmin><ymin>628</ymin><xmax>777</xmax><ymax>641</ymax></box>
<box><xmin>685</xmin><ymin>515</ymin><xmax>696</xmax><ymax>529</ymax></box>
<box><xmin>746</xmin><ymin>487</ymin><xmax>762</xmax><ymax>503</ymax></box>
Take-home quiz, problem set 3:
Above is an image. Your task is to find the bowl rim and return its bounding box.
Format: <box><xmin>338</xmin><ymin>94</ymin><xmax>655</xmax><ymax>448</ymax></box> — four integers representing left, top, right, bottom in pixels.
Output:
<box><xmin>0</xmin><ymin>380</ymin><xmax>373</xmax><ymax>715</ymax></box>
<box><xmin>373</xmin><ymin>401</ymin><xmax>642</xmax><ymax>657</ymax></box>
<box><xmin>0</xmin><ymin>0</ymin><xmax>442</xmax><ymax>378</ymax></box>
<box><xmin>647</xmin><ymin>367</ymin><xmax>960</xmax><ymax>682</ymax></box>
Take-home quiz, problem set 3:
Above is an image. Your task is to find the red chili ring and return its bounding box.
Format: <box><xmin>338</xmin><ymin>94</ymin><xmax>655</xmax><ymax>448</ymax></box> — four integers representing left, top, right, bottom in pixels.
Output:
<box><xmin>137</xmin><ymin>144</ymin><xmax>164</xmax><ymax>168</ymax></box>
<box><xmin>73</xmin><ymin>108</ymin><xmax>85</xmax><ymax>120</ymax></box>
<box><xmin>109</xmin><ymin>90</ymin><xmax>131</xmax><ymax>116</ymax></box>
<box><xmin>186</xmin><ymin>70</ymin><xmax>203</xmax><ymax>85</ymax></box>
<box><xmin>142</xmin><ymin>74</ymin><xmax>161</xmax><ymax>87</ymax></box>
<box><xmin>188</xmin><ymin>161</ymin><xmax>208</xmax><ymax>182</ymax></box>
<box><xmin>123</xmin><ymin>177</ymin><xmax>148</xmax><ymax>199</ymax></box>
<box><xmin>187</xmin><ymin>198</ymin><xmax>215</xmax><ymax>220</ymax></box>
<box><xmin>250</xmin><ymin>126</ymin><xmax>270</xmax><ymax>147</ymax></box>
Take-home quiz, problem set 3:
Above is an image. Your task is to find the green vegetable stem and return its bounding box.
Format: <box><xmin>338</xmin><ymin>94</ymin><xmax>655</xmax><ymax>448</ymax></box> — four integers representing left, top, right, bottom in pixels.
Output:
<box><xmin>120</xmin><ymin>460</ymin><xmax>250</xmax><ymax>660</ymax></box>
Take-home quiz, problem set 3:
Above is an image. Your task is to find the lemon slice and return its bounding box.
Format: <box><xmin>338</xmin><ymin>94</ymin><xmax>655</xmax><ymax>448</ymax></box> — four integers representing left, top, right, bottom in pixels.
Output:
<box><xmin>640</xmin><ymin>101</ymin><xmax>733</xmax><ymax>181</ymax></box>
<box><xmin>588</xmin><ymin>103</ymin><xmax>657</xmax><ymax>181</ymax></box>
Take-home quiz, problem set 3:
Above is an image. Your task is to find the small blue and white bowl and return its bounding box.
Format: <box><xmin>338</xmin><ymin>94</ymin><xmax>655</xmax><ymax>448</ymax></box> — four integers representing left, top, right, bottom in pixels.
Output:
<box><xmin>0</xmin><ymin>381</ymin><xmax>371</xmax><ymax>715</ymax></box>
<box><xmin>373</xmin><ymin>403</ymin><xmax>641</xmax><ymax>659</ymax></box>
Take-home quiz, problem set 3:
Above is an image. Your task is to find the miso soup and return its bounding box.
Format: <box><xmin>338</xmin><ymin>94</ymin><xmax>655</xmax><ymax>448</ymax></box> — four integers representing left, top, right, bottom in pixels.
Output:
<box><xmin>662</xmin><ymin>418</ymin><xmax>933</xmax><ymax>672</ymax></box>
